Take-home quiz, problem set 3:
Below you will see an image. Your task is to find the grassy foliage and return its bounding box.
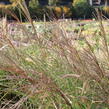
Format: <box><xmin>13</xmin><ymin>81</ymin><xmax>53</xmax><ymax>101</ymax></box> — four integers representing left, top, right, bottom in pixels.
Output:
<box><xmin>0</xmin><ymin>3</ymin><xmax>109</xmax><ymax>109</ymax></box>
<box><xmin>73</xmin><ymin>0</ymin><xmax>93</xmax><ymax>18</ymax></box>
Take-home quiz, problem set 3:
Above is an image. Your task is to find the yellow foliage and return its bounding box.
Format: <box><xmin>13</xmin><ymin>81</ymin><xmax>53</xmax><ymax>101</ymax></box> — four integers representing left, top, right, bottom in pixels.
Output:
<box><xmin>54</xmin><ymin>6</ymin><xmax>70</xmax><ymax>14</ymax></box>
<box><xmin>54</xmin><ymin>7</ymin><xmax>62</xmax><ymax>13</ymax></box>
<box><xmin>54</xmin><ymin>6</ymin><xmax>71</xmax><ymax>17</ymax></box>
<box><xmin>63</xmin><ymin>6</ymin><xmax>70</xmax><ymax>14</ymax></box>
<box><xmin>103</xmin><ymin>6</ymin><xmax>109</xmax><ymax>14</ymax></box>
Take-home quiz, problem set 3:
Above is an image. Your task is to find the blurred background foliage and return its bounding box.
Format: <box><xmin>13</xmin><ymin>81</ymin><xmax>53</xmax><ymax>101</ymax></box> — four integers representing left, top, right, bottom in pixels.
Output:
<box><xmin>73</xmin><ymin>0</ymin><xmax>94</xmax><ymax>18</ymax></box>
<box><xmin>28</xmin><ymin>0</ymin><xmax>94</xmax><ymax>20</ymax></box>
<box><xmin>0</xmin><ymin>0</ymin><xmax>108</xmax><ymax>20</ymax></box>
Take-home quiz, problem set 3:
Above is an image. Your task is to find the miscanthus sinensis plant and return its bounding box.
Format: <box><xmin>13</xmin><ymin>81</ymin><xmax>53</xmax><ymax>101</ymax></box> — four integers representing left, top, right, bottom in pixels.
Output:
<box><xmin>0</xmin><ymin>3</ymin><xmax>109</xmax><ymax>109</ymax></box>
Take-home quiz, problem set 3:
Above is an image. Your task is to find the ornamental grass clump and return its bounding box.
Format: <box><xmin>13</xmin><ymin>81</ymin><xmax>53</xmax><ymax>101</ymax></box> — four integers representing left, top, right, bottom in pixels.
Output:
<box><xmin>0</xmin><ymin>2</ymin><xmax>73</xmax><ymax>109</ymax></box>
<box><xmin>0</xmin><ymin>2</ymin><xmax>109</xmax><ymax>109</ymax></box>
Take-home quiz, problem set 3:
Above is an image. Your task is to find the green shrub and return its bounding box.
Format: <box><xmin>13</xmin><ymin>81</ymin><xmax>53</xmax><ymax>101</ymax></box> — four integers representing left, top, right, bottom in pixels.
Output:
<box><xmin>73</xmin><ymin>0</ymin><xmax>94</xmax><ymax>18</ymax></box>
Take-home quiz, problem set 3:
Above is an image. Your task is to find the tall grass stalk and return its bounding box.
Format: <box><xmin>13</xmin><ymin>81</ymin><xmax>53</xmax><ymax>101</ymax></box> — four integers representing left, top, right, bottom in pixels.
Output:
<box><xmin>0</xmin><ymin>4</ymin><xmax>109</xmax><ymax>109</ymax></box>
